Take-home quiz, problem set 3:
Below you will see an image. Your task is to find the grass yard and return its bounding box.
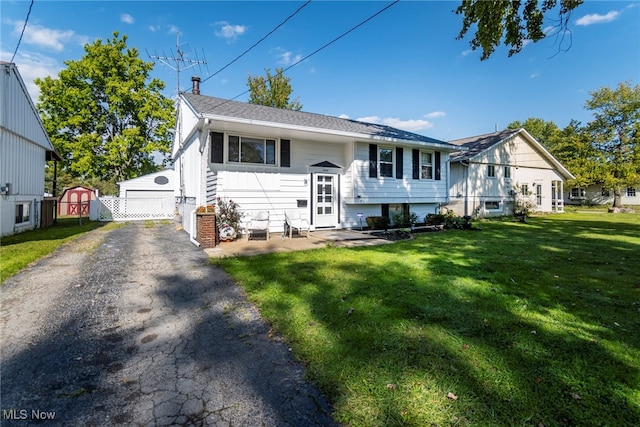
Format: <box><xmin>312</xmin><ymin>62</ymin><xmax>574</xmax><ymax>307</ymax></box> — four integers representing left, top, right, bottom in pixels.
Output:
<box><xmin>0</xmin><ymin>218</ymin><xmax>113</xmax><ymax>283</ymax></box>
<box><xmin>214</xmin><ymin>213</ymin><xmax>640</xmax><ymax>426</ymax></box>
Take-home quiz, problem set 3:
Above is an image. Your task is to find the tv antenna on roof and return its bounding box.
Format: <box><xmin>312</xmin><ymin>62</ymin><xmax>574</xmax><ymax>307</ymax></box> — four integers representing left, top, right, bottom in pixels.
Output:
<box><xmin>146</xmin><ymin>33</ymin><xmax>209</xmax><ymax>96</ymax></box>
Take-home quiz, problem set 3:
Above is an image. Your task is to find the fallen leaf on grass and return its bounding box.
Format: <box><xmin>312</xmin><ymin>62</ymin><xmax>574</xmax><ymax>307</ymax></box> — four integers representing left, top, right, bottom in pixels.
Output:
<box><xmin>446</xmin><ymin>392</ymin><xmax>458</xmax><ymax>400</ymax></box>
<box><xmin>386</xmin><ymin>383</ymin><xmax>396</xmax><ymax>389</ymax></box>
<box><xmin>462</xmin><ymin>344</ymin><xmax>470</xmax><ymax>350</ymax></box>
<box><xmin>534</xmin><ymin>377</ymin><xmax>542</xmax><ymax>383</ymax></box>
<box><xmin>570</xmin><ymin>393</ymin><xmax>582</xmax><ymax>400</ymax></box>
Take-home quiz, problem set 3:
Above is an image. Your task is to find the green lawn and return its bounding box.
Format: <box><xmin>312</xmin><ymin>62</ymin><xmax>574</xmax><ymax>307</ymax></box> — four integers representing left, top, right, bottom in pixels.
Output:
<box><xmin>0</xmin><ymin>218</ymin><xmax>113</xmax><ymax>283</ymax></box>
<box><xmin>214</xmin><ymin>213</ymin><xmax>640</xmax><ymax>426</ymax></box>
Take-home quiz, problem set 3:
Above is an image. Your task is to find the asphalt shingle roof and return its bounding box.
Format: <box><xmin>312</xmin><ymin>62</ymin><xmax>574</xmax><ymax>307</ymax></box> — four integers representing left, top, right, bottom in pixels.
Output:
<box><xmin>182</xmin><ymin>93</ymin><xmax>457</xmax><ymax>148</ymax></box>
<box><xmin>449</xmin><ymin>128</ymin><xmax>522</xmax><ymax>161</ymax></box>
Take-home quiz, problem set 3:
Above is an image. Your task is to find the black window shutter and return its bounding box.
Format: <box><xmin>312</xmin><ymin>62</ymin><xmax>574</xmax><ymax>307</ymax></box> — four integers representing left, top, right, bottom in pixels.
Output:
<box><xmin>211</xmin><ymin>132</ymin><xmax>224</xmax><ymax>163</ymax></box>
<box><xmin>435</xmin><ymin>151</ymin><xmax>441</xmax><ymax>180</ymax></box>
<box><xmin>412</xmin><ymin>149</ymin><xmax>419</xmax><ymax>179</ymax></box>
<box><xmin>369</xmin><ymin>144</ymin><xmax>378</xmax><ymax>178</ymax></box>
<box><xmin>396</xmin><ymin>147</ymin><xmax>403</xmax><ymax>179</ymax></box>
<box><xmin>281</xmin><ymin>139</ymin><xmax>291</xmax><ymax>167</ymax></box>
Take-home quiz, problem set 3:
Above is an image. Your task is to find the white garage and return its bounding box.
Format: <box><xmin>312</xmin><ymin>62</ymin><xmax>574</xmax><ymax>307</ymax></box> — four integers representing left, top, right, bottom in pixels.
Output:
<box><xmin>118</xmin><ymin>169</ymin><xmax>175</xmax><ymax>199</ymax></box>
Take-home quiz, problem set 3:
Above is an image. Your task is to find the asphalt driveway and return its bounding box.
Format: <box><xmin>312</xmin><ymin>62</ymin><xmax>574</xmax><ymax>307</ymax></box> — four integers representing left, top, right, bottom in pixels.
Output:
<box><xmin>1</xmin><ymin>222</ymin><xmax>338</xmax><ymax>426</ymax></box>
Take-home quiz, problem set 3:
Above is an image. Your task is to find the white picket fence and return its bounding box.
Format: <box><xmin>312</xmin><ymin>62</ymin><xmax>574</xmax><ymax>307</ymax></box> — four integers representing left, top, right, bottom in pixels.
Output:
<box><xmin>94</xmin><ymin>197</ymin><xmax>175</xmax><ymax>221</ymax></box>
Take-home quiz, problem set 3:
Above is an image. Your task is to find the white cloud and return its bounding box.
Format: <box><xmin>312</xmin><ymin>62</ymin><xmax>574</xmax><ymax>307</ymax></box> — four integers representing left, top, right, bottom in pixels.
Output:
<box><xmin>214</xmin><ymin>21</ymin><xmax>247</xmax><ymax>42</ymax></box>
<box><xmin>0</xmin><ymin>50</ymin><xmax>61</xmax><ymax>102</ymax></box>
<box><xmin>356</xmin><ymin>116</ymin><xmax>434</xmax><ymax>132</ymax></box>
<box><xmin>461</xmin><ymin>49</ymin><xmax>473</xmax><ymax>57</ymax></box>
<box><xmin>13</xmin><ymin>21</ymin><xmax>77</xmax><ymax>52</ymax></box>
<box><xmin>338</xmin><ymin>114</ymin><xmax>350</xmax><ymax>119</ymax></box>
<box><xmin>425</xmin><ymin>111</ymin><xmax>445</xmax><ymax>119</ymax></box>
<box><xmin>530</xmin><ymin>72</ymin><xmax>540</xmax><ymax>79</ymax></box>
<box><xmin>120</xmin><ymin>13</ymin><xmax>135</xmax><ymax>24</ymax></box>
<box><xmin>275</xmin><ymin>48</ymin><xmax>303</xmax><ymax>66</ymax></box>
<box><xmin>576</xmin><ymin>10</ymin><xmax>621</xmax><ymax>26</ymax></box>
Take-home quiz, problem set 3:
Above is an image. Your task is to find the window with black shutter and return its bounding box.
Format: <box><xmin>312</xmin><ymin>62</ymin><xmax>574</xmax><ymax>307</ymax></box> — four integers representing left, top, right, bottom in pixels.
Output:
<box><xmin>369</xmin><ymin>144</ymin><xmax>377</xmax><ymax>178</ymax></box>
<box><xmin>435</xmin><ymin>151</ymin><xmax>441</xmax><ymax>181</ymax></box>
<box><xmin>412</xmin><ymin>149</ymin><xmax>419</xmax><ymax>179</ymax></box>
<box><xmin>396</xmin><ymin>147</ymin><xmax>403</xmax><ymax>179</ymax></box>
<box><xmin>281</xmin><ymin>139</ymin><xmax>290</xmax><ymax>167</ymax></box>
<box><xmin>210</xmin><ymin>132</ymin><xmax>224</xmax><ymax>163</ymax></box>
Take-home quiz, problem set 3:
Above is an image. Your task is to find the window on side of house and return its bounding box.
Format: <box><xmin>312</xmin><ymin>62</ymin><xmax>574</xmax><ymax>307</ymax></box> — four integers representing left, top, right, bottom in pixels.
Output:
<box><xmin>485</xmin><ymin>201</ymin><xmax>500</xmax><ymax>210</ymax></box>
<box><xmin>487</xmin><ymin>164</ymin><xmax>496</xmax><ymax>178</ymax></box>
<box><xmin>379</xmin><ymin>147</ymin><xmax>394</xmax><ymax>178</ymax></box>
<box><xmin>421</xmin><ymin>151</ymin><xmax>433</xmax><ymax>179</ymax></box>
<box><xmin>15</xmin><ymin>202</ymin><xmax>30</xmax><ymax>225</ymax></box>
<box><xmin>504</xmin><ymin>166</ymin><xmax>511</xmax><ymax>179</ymax></box>
<box><xmin>627</xmin><ymin>187</ymin><xmax>637</xmax><ymax>197</ymax></box>
<box><xmin>570</xmin><ymin>188</ymin><xmax>585</xmax><ymax>199</ymax></box>
<box><xmin>521</xmin><ymin>184</ymin><xmax>529</xmax><ymax>195</ymax></box>
<box><xmin>227</xmin><ymin>135</ymin><xmax>276</xmax><ymax>165</ymax></box>
<box><xmin>601</xmin><ymin>187</ymin><xmax>610</xmax><ymax>197</ymax></box>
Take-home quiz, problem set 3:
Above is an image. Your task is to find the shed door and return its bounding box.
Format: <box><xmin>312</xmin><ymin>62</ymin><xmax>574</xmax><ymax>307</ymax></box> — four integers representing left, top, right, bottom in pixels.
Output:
<box><xmin>314</xmin><ymin>174</ymin><xmax>337</xmax><ymax>228</ymax></box>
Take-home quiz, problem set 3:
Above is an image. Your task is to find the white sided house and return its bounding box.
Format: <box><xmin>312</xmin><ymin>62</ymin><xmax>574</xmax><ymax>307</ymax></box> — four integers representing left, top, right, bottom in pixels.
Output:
<box><xmin>0</xmin><ymin>62</ymin><xmax>60</xmax><ymax>236</ymax></box>
<box><xmin>173</xmin><ymin>78</ymin><xmax>461</xmax><ymax>238</ymax></box>
<box><xmin>447</xmin><ymin>128</ymin><xmax>574</xmax><ymax>217</ymax></box>
<box><xmin>565</xmin><ymin>184</ymin><xmax>640</xmax><ymax>206</ymax></box>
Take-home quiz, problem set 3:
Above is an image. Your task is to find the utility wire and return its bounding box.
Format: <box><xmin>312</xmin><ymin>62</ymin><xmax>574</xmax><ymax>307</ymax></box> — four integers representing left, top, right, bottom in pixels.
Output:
<box><xmin>200</xmin><ymin>0</ymin><xmax>311</xmax><ymax>84</ymax></box>
<box><xmin>219</xmin><ymin>0</ymin><xmax>400</xmax><ymax>106</ymax></box>
<box><xmin>10</xmin><ymin>0</ymin><xmax>34</xmax><ymax>64</ymax></box>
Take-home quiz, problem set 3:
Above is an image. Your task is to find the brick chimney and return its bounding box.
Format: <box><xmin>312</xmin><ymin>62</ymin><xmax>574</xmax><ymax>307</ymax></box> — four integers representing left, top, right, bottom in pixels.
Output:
<box><xmin>191</xmin><ymin>76</ymin><xmax>201</xmax><ymax>95</ymax></box>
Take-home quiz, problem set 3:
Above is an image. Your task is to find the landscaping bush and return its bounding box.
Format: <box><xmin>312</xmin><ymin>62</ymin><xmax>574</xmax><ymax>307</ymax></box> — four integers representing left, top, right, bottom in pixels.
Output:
<box><xmin>365</xmin><ymin>216</ymin><xmax>390</xmax><ymax>230</ymax></box>
<box><xmin>391</xmin><ymin>211</ymin><xmax>418</xmax><ymax>228</ymax></box>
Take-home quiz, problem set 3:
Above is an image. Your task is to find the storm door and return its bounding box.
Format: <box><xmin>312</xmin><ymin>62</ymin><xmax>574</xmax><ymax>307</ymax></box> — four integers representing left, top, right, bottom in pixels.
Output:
<box><xmin>314</xmin><ymin>174</ymin><xmax>337</xmax><ymax>228</ymax></box>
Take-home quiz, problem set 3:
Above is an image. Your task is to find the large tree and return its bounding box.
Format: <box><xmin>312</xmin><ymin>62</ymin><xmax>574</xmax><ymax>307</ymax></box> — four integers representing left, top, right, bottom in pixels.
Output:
<box><xmin>36</xmin><ymin>32</ymin><xmax>175</xmax><ymax>183</ymax></box>
<box><xmin>247</xmin><ymin>68</ymin><xmax>302</xmax><ymax>110</ymax></box>
<box><xmin>456</xmin><ymin>0</ymin><xmax>584</xmax><ymax>60</ymax></box>
<box><xmin>584</xmin><ymin>82</ymin><xmax>640</xmax><ymax>207</ymax></box>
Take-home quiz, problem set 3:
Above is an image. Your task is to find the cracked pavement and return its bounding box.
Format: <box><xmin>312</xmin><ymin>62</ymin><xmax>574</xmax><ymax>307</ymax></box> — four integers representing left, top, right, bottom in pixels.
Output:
<box><xmin>1</xmin><ymin>222</ymin><xmax>338</xmax><ymax>426</ymax></box>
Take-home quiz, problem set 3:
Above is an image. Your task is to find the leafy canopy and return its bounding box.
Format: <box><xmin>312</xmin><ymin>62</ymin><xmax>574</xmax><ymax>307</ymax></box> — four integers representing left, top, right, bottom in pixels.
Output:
<box><xmin>585</xmin><ymin>82</ymin><xmax>640</xmax><ymax>206</ymax></box>
<box><xmin>507</xmin><ymin>82</ymin><xmax>640</xmax><ymax>206</ymax></box>
<box><xmin>247</xmin><ymin>68</ymin><xmax>302</xmax><ymax>111</ymax></box>
<box><xmin>456</xmin><ymin>0</ymin><xmax>584</xmax><ymax>60</ymax></box>
<box><xmin>36</xmin><ymin>32</ymin><xmax>175</xmax><ymax>183</ymax></box>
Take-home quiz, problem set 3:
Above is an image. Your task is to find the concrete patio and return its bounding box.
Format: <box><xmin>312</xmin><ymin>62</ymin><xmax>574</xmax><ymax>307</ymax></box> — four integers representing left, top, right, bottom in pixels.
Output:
<box><xmin>203</xmin><ymin>229</ymin><xmax>394</xmax><ymax>258</ymax></box>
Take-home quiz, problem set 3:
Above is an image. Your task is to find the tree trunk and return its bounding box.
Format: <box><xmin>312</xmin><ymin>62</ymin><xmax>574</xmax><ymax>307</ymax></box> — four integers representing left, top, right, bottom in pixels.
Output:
<box><xmin>613</xmin><ymin>190</ymin><xmax>623</xmax><ymax>208</ymax></box>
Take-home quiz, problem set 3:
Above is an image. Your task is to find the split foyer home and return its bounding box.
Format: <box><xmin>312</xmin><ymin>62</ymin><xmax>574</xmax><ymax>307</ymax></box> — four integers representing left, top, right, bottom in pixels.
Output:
<box><xmin>446</xmin><ymin>128</ymin><xmax>574</xmax><ymax>217</ymax></box>
<box><xmin>173</xmin><ymin>77</ymin><xmax>462</xmax><ymax>239</ymax></box>
<box><xmin>0</xmin><ymin>61</ymin><xmax>61</xmax><ymax>236</ymax></box>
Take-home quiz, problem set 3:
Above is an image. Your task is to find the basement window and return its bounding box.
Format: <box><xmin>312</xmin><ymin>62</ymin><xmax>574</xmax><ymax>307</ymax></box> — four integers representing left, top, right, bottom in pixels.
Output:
<box><xmin>15</xmin><ymin>202</ymin><xmax>30</xmax><ymax>225</ymax></box>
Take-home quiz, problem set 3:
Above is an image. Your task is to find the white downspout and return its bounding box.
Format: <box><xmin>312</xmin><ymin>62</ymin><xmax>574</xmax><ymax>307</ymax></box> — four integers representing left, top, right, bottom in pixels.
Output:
<box><xmin>461</xmin><ymin>161</ymin><xmax>470</xmax><ymax>217</ymax></box>
<box><xmin>190</xmin><ymin>209</ymin><xmax>200</xmax><ymax>247</ymax></box>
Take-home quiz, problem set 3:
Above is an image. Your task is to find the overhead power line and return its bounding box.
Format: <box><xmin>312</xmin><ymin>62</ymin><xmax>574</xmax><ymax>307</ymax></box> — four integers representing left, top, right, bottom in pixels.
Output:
<box><xmin>201</xmin><ymin>0</ymin><xmax>312</xmax><ymax>85</ymax></box>
<box><xmin>223</xmin><ymin>0</ymin><xmax>400</xmax><ymax>103</ymax></box>
<box><xmin>10</xmin><ymin>0</ymin><xmax>34</xmax><ymax>64</ymax></box>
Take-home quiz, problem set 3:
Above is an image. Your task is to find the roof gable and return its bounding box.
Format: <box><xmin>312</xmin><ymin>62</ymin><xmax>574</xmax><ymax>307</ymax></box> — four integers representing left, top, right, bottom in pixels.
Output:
<box><xmin>449</xmin><ymin>128</ymin><xmax>575</xmax><ymax>180</ymax></box>
<box><xmin>449</xmin><ymin>129</ymin><xmax>521</xmax><ymax>161</ymax></box>
<box><xmin>181</xmin><ymin>93</ymin><xmax>458</xmax><ymax>149</ymax></box>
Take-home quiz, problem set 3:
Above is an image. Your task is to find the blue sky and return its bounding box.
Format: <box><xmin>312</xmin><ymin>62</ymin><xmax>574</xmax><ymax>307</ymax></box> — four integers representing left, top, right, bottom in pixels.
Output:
<box><xmin>1</xmin><ymin>0</ymin><xmax>638</xmax><ymax>141</ymax></box>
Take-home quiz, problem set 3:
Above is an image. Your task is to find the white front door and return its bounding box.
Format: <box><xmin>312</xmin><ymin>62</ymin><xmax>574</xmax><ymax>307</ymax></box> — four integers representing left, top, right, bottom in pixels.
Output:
<box><xmin>314</xmin><ymin>174</ymin><xmax>337</xmax><ymax>228</ymax></box>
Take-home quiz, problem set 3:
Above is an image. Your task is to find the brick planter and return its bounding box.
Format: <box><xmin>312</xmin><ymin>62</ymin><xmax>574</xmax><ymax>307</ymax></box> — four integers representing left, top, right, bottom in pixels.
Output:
<box><xmin>196</xmin><ymin>213</ymin><xmax>218</xmax><ymax>248</ymax></box>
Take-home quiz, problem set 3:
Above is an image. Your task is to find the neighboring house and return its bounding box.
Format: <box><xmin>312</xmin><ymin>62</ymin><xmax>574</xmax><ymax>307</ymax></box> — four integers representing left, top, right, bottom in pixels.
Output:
<box><xmin>173</xmin><ymin>77</ymin><xmax>461</xmax><ymax>238</ymax></box>
<box><xmin>58</xmin><ymin>186</ymin><xmax>98</xmax><ymax>216</ymax></box>
<box><xmin>0</xmin><ymin>61</ymin><xmax>61</xmax><ymax>236</ymax></box>
<box><xmin>446</xmin><ymin>128</ymin><xmax>574</xmax><ymax>217</ymax></box>
<box><xmin>565</xmin><ymin>184</ymin><xmax>639</xmax><ymax>206</ymax></box>
<box><xmin>118</xmin><ymin>169</ymin><xmax>175</xmax><ymax>199</ymax></box>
